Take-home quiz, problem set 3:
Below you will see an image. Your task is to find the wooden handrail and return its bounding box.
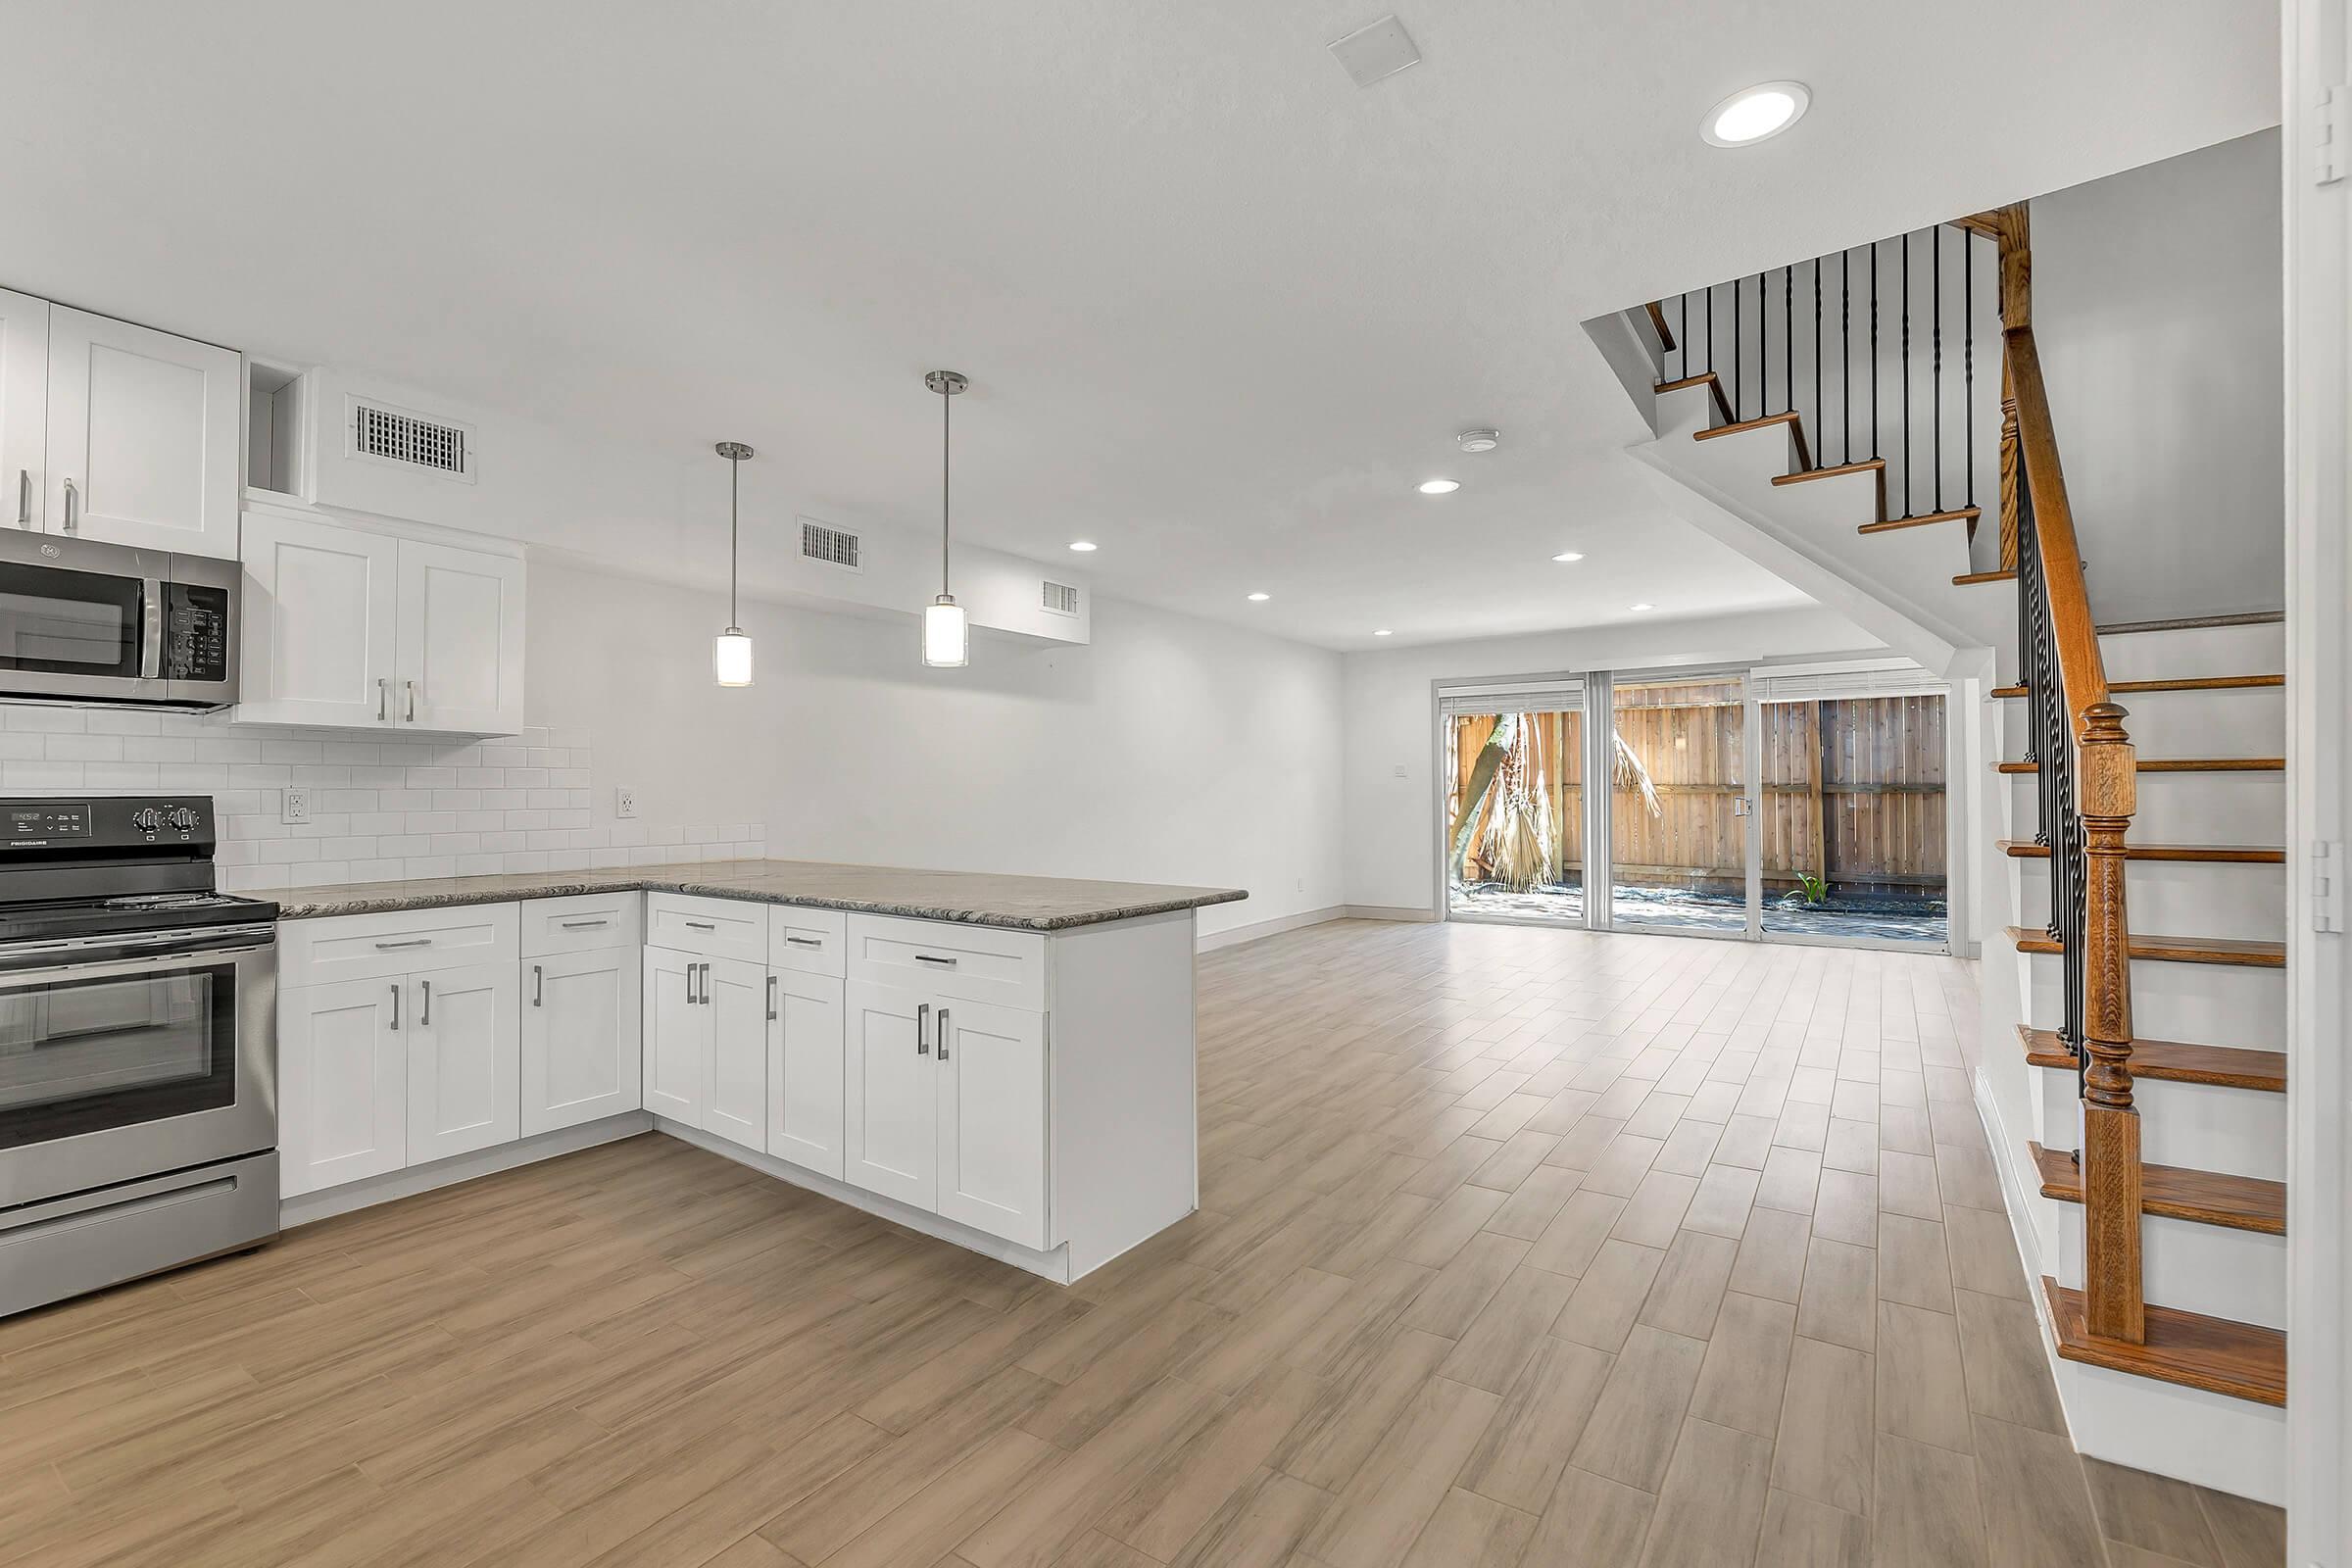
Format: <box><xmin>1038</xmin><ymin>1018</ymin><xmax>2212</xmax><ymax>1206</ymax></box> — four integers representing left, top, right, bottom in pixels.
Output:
<box><xmin>1985</xmin><ymin>204</ymin><xmax>2145</xmax><ymax>1346</ymax></box>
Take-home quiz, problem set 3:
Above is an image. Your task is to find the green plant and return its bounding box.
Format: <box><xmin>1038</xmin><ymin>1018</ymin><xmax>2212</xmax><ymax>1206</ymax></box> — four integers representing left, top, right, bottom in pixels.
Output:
<box><xmin>1796</xmin><ymin>870</ymin><xmax>1829</xmax><ymax>906</ymax></box>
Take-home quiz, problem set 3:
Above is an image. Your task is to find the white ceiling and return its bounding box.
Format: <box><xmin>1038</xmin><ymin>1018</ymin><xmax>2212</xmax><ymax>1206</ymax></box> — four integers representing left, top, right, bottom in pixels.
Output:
<box><xmin>1</xmin><ymin>3</ymin><xmax>2277</xmax><ymax>650</ymax></box>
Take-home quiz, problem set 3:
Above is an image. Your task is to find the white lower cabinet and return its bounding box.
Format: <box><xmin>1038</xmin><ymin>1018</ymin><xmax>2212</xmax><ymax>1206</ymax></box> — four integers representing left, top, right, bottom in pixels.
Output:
<box><xmin>843</xmin><ymin>980</ymin><xmax>1048</xmax><ymax>1250</ymax></box>
<box><xmin>768</xmin><ymin>970</ymin><xmax>845</xmax><ymax>1179</ymax></box>
<box><xmin>405</xmin><ymin>961</ymin><xmax>520</xmax><ymax>1165</ymax></box>
<box><xmin>280</xmin><ymin>977</ymin><xmax>407</xmax><ymax>1197</ymax></box>
<box><xmin>705</xmin><ymin>956</ymin><xmax>768</xmax><ymax>1153</ymax></box>
<box><xmin>643</xmin><ymin>947</ymin><xmax>707</xmax><ymax>1126</ymax></box>
<box><xmin>521</xmin><ymin>947</ymin><xmax>642</xmax><ymax>1137</ymax></box>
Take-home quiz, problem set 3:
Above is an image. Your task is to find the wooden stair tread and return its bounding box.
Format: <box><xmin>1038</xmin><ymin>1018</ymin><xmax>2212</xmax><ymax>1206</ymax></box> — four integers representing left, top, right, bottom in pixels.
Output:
<box><xmin>2006</xmin><ymin>927</ymin><xmax>2286</xmax><ymax>967</ymax></box>
<box><xmin>1770</xmin><ymin>459</ymin><xmax>1883</xmax><ymax>486</ymax></box>
<box><xmin>2041</xmin><ymin>1277</ymin><xmax>2285</xmax><ymax>1405</ymax></box>
<box><xmin>1999</xmin><ymin>839</ymin><xmax>2284</xmax><ymax>863</ymax></box>
<box><xmin>1954</xmin><ymin>569</ymin><xmax>2017</xmax><ymax>585</ymax></box>
<box><xmin>1859</xmin><ymin>508</ymin><xmax>1979</xmax><ymax>534</ymax></box>
<box><xmin>1653</xmin><ymin>371</ymin><xmax>1737</xmax><ymax>423</ymax></box>
<box><xmin>2015</xmin><ymin>1025</ymin><xmax>2284</xmax><ymax>1091</ymax></box>
<box><xmin>1690</xmin><ymin>410</ymin><xmax>1812</xmax><ymax>469</ymax></box>
<box><xmin>1993</xmin><ymin>674</ymin><xmax>2283</xmax><ymax>698</ymax></box>
<box><xmin>1998</xmin><ymin>757</ymin><xmax>2284</xmax><ymax>774</ymax></box>
<box><xmin>2029</xmin><ymin>1142</ymin><xmax>2284</xmax><ymax>1234</ymax></box>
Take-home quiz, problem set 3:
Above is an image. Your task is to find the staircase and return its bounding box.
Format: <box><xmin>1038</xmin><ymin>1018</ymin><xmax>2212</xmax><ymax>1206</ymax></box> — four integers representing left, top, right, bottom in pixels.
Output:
<box><xmin>1612</xmin><ymin>205</ymin><xmax>2290</xmax><ymax>1495</ymax></box>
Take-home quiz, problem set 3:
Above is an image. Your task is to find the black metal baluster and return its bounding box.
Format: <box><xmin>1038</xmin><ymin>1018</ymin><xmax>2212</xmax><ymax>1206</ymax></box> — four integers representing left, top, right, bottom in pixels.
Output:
<box><xmin>1813</xmin><ymin>259</ymin><xmax>1822</xmax><ymax>463</ymax></box>
<box><xmin>1933</xmin><ymin>225</ymin><xmax>1944</xmax><ymax>514</ymax></box>
<box><xmin>1901</xmin><ymin>232</ymin><xmax>1912</xmax><ymax>517</ymax></box>
<box><xmin>1870</xmin><ymin>241</ymin><xmax>1880</xmax><ymax>461</ymax></box>
<box><xmin>1964</xmin><ymin>236</ymin><xmax>1976</xmax><ymax>510</ymax></box>
<box><xmin>1680</xmin><ymin>292</ymin><xmax>1689</xmax><ymax>382</ymax></box>
<box><xmin>1704</xmin><ymin>283</ymin><xmax>1713</xmax><ymax>380</ymax></box>
<box><xmin>1735</xmin><ymin>276</ymin><xmax>1743</xmax><ymax>420</ymax></box>
<box><xmin>1783</xmin><ymin>266</ymin><xmax>1793</xmax><ymax>416</ymax></box>
<box><xmin>1840</xmin><ymin>251</ymin><xmax>1851</xmax><ymax>466</ymax></box>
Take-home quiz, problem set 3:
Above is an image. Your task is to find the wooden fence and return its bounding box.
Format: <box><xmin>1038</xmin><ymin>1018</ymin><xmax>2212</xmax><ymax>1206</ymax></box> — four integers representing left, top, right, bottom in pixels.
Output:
<box><xmin>1447</xmin><ymin>687</ymin><xmax>1946</xmax><ymax>898</ymax></box>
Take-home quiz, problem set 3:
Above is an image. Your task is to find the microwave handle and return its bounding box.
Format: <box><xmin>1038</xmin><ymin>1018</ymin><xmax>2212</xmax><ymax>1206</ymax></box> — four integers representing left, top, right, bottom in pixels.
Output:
<box><xmin>138</xmin><ymin>577</ymin><xmax>165</xmax><ymax>681</ymax></box>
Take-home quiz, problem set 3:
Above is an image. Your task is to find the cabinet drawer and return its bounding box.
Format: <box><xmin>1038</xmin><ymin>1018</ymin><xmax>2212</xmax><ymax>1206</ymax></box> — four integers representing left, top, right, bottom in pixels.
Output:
<box><xmin>846</xmin><ymin>914</ymin><xmax>1045</xmax><ymax>1010</ymax></box>
<box><xmin>770</xmin><ymin>906</ymin><xmax>847</xmax><ymax>976</ymax></box>
<box><xmin>646</xmin><ymin>893</ymin><xmax>768</xmax><ymax>962</ymax></box>
<box><xmin>520</xmin><ymin>892</ymin><xmax>644</xmax><ymax>957</ymax></box>
<box><xmin>282</xmin><ymin>903</ymin><xmax>519</xmax><ymax>987</ymax></box>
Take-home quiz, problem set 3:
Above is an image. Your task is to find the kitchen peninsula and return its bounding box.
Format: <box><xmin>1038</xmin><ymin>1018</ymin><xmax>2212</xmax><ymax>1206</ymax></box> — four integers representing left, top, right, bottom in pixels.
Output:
<box><xmin>275</xmin><ymin>859</ymin><xmax>1245</xmax><ymax>1284</ymax></box>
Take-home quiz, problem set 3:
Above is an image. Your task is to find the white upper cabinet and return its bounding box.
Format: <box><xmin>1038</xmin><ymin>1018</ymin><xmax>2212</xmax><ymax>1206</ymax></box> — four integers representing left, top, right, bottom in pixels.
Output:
<box><xmin>0</xmin><ymin>289</ymin><xmax>47</xmax><ymax>532</ymax></box>
<box><xmin>395</xmin><ymin>537</ymin><xmax>524</xmax><ymax>733</ymax></box>
<box><xmin>236</xmin><ymin>509</ymin><xmax>525</xmax><ymax>734</ymax></box>
<box><xmin>42</xmin><ymin>306</ymin><xmax>240</xmax><ymax>559</ymax></box>
<box><xmin>238</xmin><ymin>509</ymin><xmax>400</xmax><ymax>728</ymax></box>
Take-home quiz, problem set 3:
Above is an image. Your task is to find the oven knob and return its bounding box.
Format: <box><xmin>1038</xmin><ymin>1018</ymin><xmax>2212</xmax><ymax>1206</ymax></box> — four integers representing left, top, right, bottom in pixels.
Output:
<box><xmin>167</xmin><ymin>807</ymin><xmax>198</xmax><ymax>830</ymax></box>
<box><xmin>131</xmin><ymin>808</ymin><xmax>163</xmax><ymax>831</ymax></box>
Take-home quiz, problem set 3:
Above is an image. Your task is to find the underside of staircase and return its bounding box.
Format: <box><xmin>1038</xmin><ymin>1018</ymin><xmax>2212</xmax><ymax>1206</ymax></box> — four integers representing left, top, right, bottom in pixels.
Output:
<box><xmin>1617</xmin><ymin>205</ymin><xmax>2290</xmax><ymax>1494</ymax></box>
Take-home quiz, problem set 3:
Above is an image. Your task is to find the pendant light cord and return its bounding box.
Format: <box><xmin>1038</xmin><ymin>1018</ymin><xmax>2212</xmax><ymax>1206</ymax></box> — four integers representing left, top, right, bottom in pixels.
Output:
<box><xmin>729</xmin><ymin>453</ymin><xmax>741</xmax><ymax>626</ymax></box>
<box><xmin>940</xmin><ymin>382</ymin><xmax>952</xmax><ymax>596</ymax></box>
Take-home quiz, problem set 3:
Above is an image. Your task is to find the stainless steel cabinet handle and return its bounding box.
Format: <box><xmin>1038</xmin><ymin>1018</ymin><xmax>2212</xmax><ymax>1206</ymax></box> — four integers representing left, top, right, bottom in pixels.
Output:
<box><xmin>420</xmin><ymin>979</ymin><xmax>432</xmax><ymax>1025</ymax></box>
<box><xmin>374</xmin><ymin>938</ymin><xmax>433</xmax><ymax>950</ymax></box>
<box><xmin>61</xmin><ymin>477</ymin><xmax>77</xmax><ymax>533</ymax></box>
<box><xmin>938</xmin><ymin>1007</ymin><xmax>952</xmax><ymax>1062</ymax></box>
<box><xmin>695</xmin><ymin>962</ymin><xmax>709</xmax><ymax>1004</ymax></box>
<box><xmin>532</xmin><ymin>964</ymin><xmax>543</xmax><ymax>1006</ymax></box>
<box><xmin>389</xmin><ymin>983</ymin><xmax>400</xmax><ymax>1030</ymax></box>
<box><xmin>404</xmin><ymin>678</ymin><xmax>416</xmax><ymax>722</ymax></box>
<box><xmin>684</xmin><ymin>921</ymin><xmax>716</xmax><ymax>931</ymax></box>
<box><xmin>785</xmin><ymin>935</ymin><xmax>822</xmax><ymax>947</ymax></box>
<box><xmin>15</xmin><ymin>468</ymin><xmax>27</xmax><ymax>528</ymax></box>
<box><xmin>916</xmin><ymin>1001</ymin><xmax>930</xmax><ymax>1055</ymax></box>
<box><xmin>913</xmin><ymin>954</ymin><xmax>958</xmax><ymax>968</ymax></box>
<box><xmin>377</xmin><ymin>677</ymin><xmax>389</xmax><ymax>722</ymax></box>
<box><xmin>765</xmin><ymin>973</ymin><xmax>777</xmax><ymax>1021</ymax></box>
<box><xmin>560</xmin><ymin>918</ymin><xmax>610</xmax><ymax>930</ymax></box>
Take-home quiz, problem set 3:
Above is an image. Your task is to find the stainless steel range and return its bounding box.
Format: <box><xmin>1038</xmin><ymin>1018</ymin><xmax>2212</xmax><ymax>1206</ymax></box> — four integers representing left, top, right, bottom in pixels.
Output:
<box><xmin>0</xmin><ymin>797</ymin><xmax>278</xmax><ymax>1317</ymax></box>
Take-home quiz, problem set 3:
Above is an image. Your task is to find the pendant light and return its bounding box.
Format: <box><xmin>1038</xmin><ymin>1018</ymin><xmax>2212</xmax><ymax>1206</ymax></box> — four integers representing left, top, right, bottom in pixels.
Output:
<box><xmin>922</xmin><ymin>369</ymin><xmax>970</xmax><ymax>668</ymax></box>
<box><xmin>712</xmin><ymin>441</ymin><xmax>755</xmax><ymax>686</ymax></box>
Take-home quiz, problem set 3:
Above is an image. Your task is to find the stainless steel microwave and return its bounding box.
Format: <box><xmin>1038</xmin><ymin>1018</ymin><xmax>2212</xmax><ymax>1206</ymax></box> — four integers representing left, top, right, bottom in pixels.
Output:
<box><xmin>0</xmin><ymin>532</ymin><xmax>237</xmax><ymax>710</ymax></box>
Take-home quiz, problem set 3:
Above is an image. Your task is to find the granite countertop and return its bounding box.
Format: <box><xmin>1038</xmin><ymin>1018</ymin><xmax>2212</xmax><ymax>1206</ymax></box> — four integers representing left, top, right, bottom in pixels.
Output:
<box><xmin>271</xmin><ymin>858</ymin><xmax>1250</xmax><ymax>932</ymax></box>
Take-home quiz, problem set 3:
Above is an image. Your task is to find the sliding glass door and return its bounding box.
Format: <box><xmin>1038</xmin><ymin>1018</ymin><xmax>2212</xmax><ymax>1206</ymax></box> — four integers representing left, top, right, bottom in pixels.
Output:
<box><xmin>1442</xmin><ymin>683</ymin><xmax>1586</xmax><ymax>926</ymax></box>
<box><xmin>1607</xmin><ymin>671</ymin><xmax>1751</xmax><ymax>935</ymax></box>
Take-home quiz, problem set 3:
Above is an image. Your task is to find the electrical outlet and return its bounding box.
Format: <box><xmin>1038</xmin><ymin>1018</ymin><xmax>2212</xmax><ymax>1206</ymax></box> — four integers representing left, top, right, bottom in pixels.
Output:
<box><xmin>282</xmin><ymin>787</ymin><xmax>312</xmax><ymax>825</ymax></box>
<box><xmin>615</xmin><ymin>788</ymin><xmax>638</xmax><ymax>820</ymax></box>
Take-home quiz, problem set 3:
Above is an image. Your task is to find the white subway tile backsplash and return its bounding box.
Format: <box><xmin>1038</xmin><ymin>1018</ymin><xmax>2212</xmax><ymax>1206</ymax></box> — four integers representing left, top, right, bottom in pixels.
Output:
<box><xmin>0</xmin><ymin>707</ymin><xmax>761</xmax><ymax>895</ymax></box>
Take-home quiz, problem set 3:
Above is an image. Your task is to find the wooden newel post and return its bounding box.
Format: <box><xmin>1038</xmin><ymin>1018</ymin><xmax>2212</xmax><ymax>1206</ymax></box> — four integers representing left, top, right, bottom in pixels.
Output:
<box><xmin>2077</xmin><ymin>701</ymin><xmax>2144</xmax><ymax>1343</ymax></box>
<box><xmin>1998</xmin><ymin>361</ymin><xmax>2022</xmax><ymax>572</ymax></box>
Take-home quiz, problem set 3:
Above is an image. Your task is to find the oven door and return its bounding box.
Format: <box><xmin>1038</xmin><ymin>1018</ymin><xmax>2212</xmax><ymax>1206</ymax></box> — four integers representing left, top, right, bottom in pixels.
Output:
<box><xmin>0</xmin><ymin>532</ymin><xmax>164</xmax><ymax>705</ymax></box>
<box><xmin>0</xmin><ymin>926</ymin><xmax>276</xmax><ymax>1209</ymax></box>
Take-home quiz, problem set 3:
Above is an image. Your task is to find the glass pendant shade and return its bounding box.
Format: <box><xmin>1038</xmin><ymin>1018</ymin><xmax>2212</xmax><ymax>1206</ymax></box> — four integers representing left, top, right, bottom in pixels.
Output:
<box><xmin>713</xmin><ymin>627</ymin><xmax>754</xmax><ymax>686</ymax></box>
<box><xmin>922</xmin><ymin>595</ymin><xmax>968</xmax><ymax>668</ymax></box>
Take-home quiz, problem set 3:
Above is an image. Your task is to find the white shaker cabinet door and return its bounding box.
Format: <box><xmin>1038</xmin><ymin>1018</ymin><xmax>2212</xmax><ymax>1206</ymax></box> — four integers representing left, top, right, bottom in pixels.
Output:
<box><xmin>642</xmin><ymin>947</ymin><xmax>709</xmax><ymax>1127</ymax></box>
<box><xmin>393</xmin><ymin>538</ymin><xmax>523</xmax><ymax>734</ymax></box>
<box><xmin>43</xmin><ymin>306</ymin><xmax>240</xmax><ymax>558</ymax></box>
<box><xmin>520</xmin><ymin>947</ymin><xmax>642</xmax><ymax>1137</ymax></box>
<box><xmin>237</xmin><ymin>510</ymin><xmax>401</xmax><ymax>727</ymax></box>
<box><xmin>932</xmin><ymin>998</ymin><xmax>1049</xmax><ymax>1250</ymax></box>
<box><xmin>767</xmin><ymin>969</ymin><xmax>845</xmax><ymax>1180</ymax></box>
<box><xmin>0</xmin><ymin>288</ymin><xmax>48</xmax><ymax>532</ymax></box>
<box><xmin>404</xmin><ymin>961</ymin><xmax>519</xmax><ymax>1166</ymax></box>
<box><xmin>704</xmin><ymin>956</ymin><xmax>768</xmax><ymax>1154</ymax></box>
<box><xmin>279</xmin><ymin>978</ymin><xmax>406</xmax><ymax>1197</ymax></box>
<box><xmin>842</xmin><ymin>982</ymin><xmax>936</xmax><ymax>1211</ymax></box>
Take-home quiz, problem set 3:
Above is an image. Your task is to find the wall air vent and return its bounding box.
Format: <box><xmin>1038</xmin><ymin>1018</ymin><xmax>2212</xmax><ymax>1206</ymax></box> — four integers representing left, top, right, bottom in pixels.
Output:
<box><xmin>800</xmin><ymin>518</ymin><xmax>862</xmax><ymax>571</ymax></box>
<box><xmin>1042</xmin><ymin>580</ymin><xmax>1081</xmax><ymax>617</ymax></box>
<box><xmin>346</xmin><ymin>397</ymin><xmax>474</xmax><ymax>482</ymax></box>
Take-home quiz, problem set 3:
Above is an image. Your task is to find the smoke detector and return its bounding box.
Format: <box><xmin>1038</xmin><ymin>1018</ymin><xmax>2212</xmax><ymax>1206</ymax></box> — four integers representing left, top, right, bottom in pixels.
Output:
<box><xmin>1457</xmin><ymin>429</ymin><xmax>1500</xmax><ymax>453</ymax></box>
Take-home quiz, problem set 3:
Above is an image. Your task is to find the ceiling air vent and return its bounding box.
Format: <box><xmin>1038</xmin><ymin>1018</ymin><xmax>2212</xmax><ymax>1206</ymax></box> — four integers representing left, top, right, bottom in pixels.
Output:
<box><xmin>346</xmin><ymin>397</ymin><xmax>474</xmax><ymax>482</ymax></box>
<box><xmin>800</xmin><ymin>518</ymin><xmax>862</xmax><ymax>571</ymax></box>
<box><xmin>1042</xmin><ymin>580</ymin><xmax>1081</xmax><ymax>617</ymax></box>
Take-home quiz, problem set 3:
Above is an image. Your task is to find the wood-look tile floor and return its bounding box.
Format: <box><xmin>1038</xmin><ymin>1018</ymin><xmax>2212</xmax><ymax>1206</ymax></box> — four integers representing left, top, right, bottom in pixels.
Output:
<box><xmin>0</xmin><ymin>919</ymin><xmax>2287</xmax><ymax>1567</ymax></box>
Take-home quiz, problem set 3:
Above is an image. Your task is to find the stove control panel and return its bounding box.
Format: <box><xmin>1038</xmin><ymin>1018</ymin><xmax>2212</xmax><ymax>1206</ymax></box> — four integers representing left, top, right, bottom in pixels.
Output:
<box><xmin>0</xmin><ymin>797</ymin><xmax>214</xmax><ymax>852</ymax></box>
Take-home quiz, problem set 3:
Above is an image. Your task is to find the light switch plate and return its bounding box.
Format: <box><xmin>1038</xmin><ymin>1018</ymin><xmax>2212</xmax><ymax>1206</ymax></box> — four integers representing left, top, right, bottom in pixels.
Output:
<box><xmin>615</xmin><ymin>787</ymin><xmax>638</xmax><ymax>819</ymax></box>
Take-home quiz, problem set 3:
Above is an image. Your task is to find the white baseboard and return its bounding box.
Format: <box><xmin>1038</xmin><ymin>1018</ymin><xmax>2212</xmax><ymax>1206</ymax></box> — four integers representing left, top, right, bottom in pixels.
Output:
<box><xmin>280</xmin><ymin>1112</ymin><xmax>651</xmax><ymax>1228</ymax></box>
<box><xmin>1345</xmin><ymin>904</ymin><xmax>1439</xmax><ymax>922</ymax></box>
<box><xmin>1197</xmin><ymin>905</ymin><xmax>1350</xmax><ymax>952</ymax></box>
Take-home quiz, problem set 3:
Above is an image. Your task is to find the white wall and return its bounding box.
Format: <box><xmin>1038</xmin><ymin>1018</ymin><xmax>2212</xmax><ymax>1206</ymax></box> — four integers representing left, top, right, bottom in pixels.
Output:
<box><xmin>2035</xmin><ymin>127</ymin><xmax>2284</xmax><ymax>623</ymax></box>
<box><xmin>1341</xmin><ymin>606</ymin><xmax>1883</xmax><ymax>912</ymax></box>
<box><xmin>524</xmin><ymin>560</ymin><xmax>1344</xmax><ymax>939</ymax></box>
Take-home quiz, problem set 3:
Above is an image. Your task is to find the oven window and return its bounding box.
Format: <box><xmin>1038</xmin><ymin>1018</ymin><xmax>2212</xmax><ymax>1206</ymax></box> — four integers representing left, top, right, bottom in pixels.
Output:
<box><xmin>0</xmin><ymin>962</ymin><xmax>237</xmax><ymax>1150</ymax></box>
<box><xmin>0</xmin><ymin>564</ymin><xmax>142</xmax><ymax>677</ymax></box>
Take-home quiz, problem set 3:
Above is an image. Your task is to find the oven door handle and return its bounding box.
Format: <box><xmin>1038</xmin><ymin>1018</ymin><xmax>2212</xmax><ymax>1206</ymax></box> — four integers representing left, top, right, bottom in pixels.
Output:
<box><xmin>0</xmin><ymin>924</ymin><xmax>276</xmax><ymax>977</ymax></box>
<box><xmin>138</xmin><ymin>572</ymin><xmax>167</xmax><ymax>681</ymax></box>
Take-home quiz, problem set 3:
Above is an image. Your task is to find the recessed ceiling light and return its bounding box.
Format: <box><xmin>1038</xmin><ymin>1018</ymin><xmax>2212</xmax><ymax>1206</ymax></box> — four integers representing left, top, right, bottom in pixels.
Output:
<box><xmin>1067</xmin><ymin>540</ymin><xmax>1097</xmax><ymax>552</ymax></box>
<box><xmin>1629</xmin><ymin>602</ymin><xmax>1655</xmax><ymax>612</ymax></box>
<box><xmin>1702</xmin><ymin>81</ymin><xmax>1810</xmax><ymax>147</ymax></box>
<box><xmin>1247</xmin><ymin>592</ymin><xmax>1270</xmax><ymax>602</ymax></box>
<box><xmin>1456</xmin><ymin>429</ymin><xmax>1500</xmax><ymax>453</ymax></box>
<box><xmin>1374</xmin><ymin>628</ymin><xmax>1393</xmax><ymax>637</ymax></box>
<box><xmin>1552</xmin><ymin>551</ymin><xmax>1585</xmax><ymax>563</ymax></box>
<box><xmin>1418</xmin><ymin>478</ymin><xmax>1461</xmax><ymax>495</ymax></box>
